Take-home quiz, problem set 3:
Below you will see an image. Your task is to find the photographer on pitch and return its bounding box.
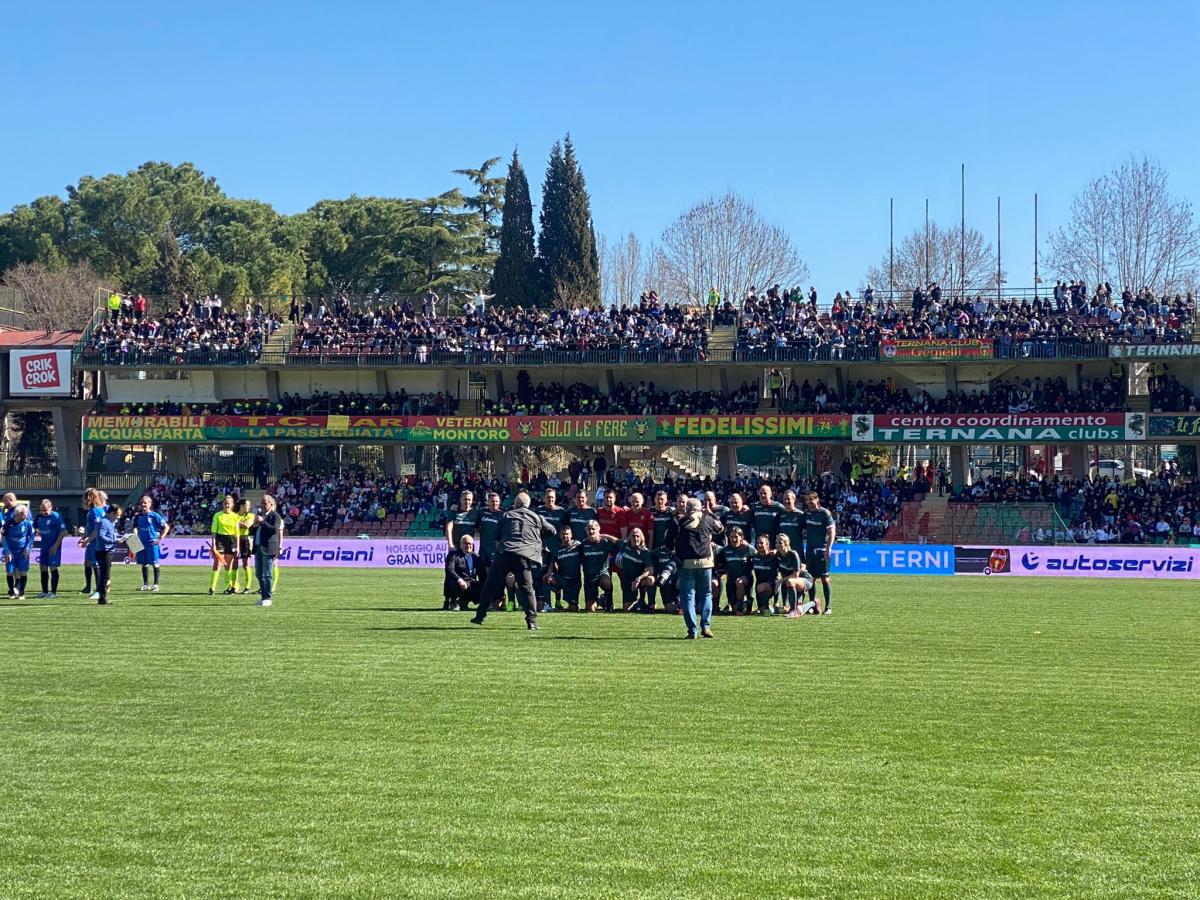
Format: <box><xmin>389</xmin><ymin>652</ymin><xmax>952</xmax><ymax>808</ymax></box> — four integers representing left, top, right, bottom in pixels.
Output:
<box><xmin>470</xmin><ymin>492</ymin><xmax>558</xmax><ymax>631</ymax></box>
<box><xmin>664</xmin><ymin>497</ymin><xmax>724</xmax><ymax>639</ymax></box>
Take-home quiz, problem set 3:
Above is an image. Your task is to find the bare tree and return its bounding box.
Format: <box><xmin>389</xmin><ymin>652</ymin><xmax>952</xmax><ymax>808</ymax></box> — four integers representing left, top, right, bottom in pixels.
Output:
<box><xmin>658</xmin><ymin>191</ymin><xmax>808</xmax><ymax>306</ymax></box>
<box><xmin>1</xmin><ymin>261</ymin><xmax>107</xmax><ymax>332</ymax></box>
<box><xmin>600</xmin><ymin>232</ymin><xmax>646</xmax><ymax>307</ymax></box>
<box><xmin>1049</xmin><ymin>156</ymin><xmax>1200</xmax><ymax>295</ymax></box>
<box><xmin>864</xmin><ymin>222</ymin><xmax>1001</xmax><ymax>299</ymax></box>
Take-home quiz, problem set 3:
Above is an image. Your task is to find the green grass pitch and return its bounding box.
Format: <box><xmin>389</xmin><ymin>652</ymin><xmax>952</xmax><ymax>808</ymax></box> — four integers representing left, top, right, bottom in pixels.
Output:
<box><xmin>1</xmin><ymin>565</ymin><xmax>1197</xmax><ymax>898</ymax></box>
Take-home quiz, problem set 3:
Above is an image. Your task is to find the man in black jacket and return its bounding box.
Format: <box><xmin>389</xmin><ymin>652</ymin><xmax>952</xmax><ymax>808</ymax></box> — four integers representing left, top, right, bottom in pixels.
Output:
<box><xmin>444</xmin><ymin>535</ymin><xmax>482</xmax><ymax>610</ymax></box>
<box><xmin>471</xmin><ymin>492</ymin><xmax>558</xmax><ymax>630</ymax></box>
<box><xmin>664</xmin><ymin>497</ymin><xmax>724</xmax><ymax>639</ymax></box>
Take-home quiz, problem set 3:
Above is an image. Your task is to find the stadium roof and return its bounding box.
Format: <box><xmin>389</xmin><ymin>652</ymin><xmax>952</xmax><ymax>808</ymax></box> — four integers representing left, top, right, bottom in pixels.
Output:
<box><xmin>0</xmin><ymin>329</ymin><xmax>81</xmax><ymax>348</ymax></box>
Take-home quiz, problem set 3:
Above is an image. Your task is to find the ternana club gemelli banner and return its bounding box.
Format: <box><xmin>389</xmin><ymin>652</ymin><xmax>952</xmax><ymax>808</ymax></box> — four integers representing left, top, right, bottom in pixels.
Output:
<box><xmin>955</xmin><ymin>545</ymin><xmax>1200</xmax><ymax>578</ymax></box>
<box><xmin>852</xmin><ymin>412</ymin><xmax>1147</xmax><ymax>443</ymax></box>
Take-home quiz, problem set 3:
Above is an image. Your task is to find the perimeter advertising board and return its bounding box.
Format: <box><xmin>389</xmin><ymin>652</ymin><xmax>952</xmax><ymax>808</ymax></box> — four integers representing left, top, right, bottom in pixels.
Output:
<box><xmin>955</xmin><ymin>545</ymin><xmax>1200</xmax><ymax>578</ymax></box>
<box><xmin>53</xmin><ymin>538</ymin><xmax>949</xmax><ymax>574</ymax></box>
<box><xmin>852</xmin><ymin>412</ymin><xmax>1147</xmax><ymax>443</ymax></box>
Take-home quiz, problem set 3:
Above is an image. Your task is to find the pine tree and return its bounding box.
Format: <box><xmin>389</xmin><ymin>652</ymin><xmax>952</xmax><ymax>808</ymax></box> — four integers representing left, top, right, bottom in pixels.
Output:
<box><xmin>491</xmin><ymin>150</ymin><xmax>538</xmax><ymax>307</ymax></box>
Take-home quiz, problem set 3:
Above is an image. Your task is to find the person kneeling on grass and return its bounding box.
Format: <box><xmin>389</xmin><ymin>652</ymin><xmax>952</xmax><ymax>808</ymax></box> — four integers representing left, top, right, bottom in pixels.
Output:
<box><xmin>444</xmin><ymin>534</ymin><xmax>482</xmax><ymax>611</ymax></box>
<box><xmin>545</xmin><ymin>525</ymin><xmax>583</xmax><ymax>612</ymax></box>
<box><xmin>615</xmin><ymin>527</ymin><xmax>655</xmax><ymax>612</ymax></box>
<box><xmin>777</xmin><ymin>534</ymin><xmax>819</xmax><ymax>617</ymax></box>
<box><xmin>751</xmin><ymin>535</ymin><xmax>780</xmax><ymax>615</ymax></box>
<box><xmin>714</xmin><ymin>527</ymin><xmax>753</xmax><ymax>616</ymax></box>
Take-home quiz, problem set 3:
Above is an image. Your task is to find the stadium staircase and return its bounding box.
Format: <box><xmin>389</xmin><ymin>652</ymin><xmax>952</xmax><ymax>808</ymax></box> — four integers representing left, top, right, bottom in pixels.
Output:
<box><xmin>708</xmin><ymin>325</ymin><xmax>737</xmax><ymax>355</ymax></box>
<box><xmin>933</xmin><ymin>503</ymin><xmax>1058</xmax><ymax>545</ymax></box>
<box><xmin>264</xmin><ymin>323</ymin><xmax>295</xmax><ymax>359</ymax></box>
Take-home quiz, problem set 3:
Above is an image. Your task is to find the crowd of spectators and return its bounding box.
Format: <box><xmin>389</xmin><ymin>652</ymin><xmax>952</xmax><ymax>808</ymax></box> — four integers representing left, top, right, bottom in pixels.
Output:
<box><xmin>483</xmin><ymin>376</ymin><xmax>759</xmax><ymax>416</ymax></box>
<box><xmin>290</xmin><ymin>293</ymin><xmax>711</xmax><ymax>360</ymax></box>
<box><xmin>1149</xmin><ymin>371</ymin><xmax>1199</xmax><ymax>413</ymax></box>
<box><xmin>84</xmin><ymin>293</ymin><xmax>280</xmax><ymax>363</ymax></box>
<box><xmin>952</xmin><ymin>463</ymin><xmax>1198</xmax><ymax>545</ymax></box>
<box><xmin>781</xmin><ymin>374</ymin><xmax>1129</xmax><ymax>414</ymax></box>
<box><xmin>132</xmin><ymin>475</ymin><xmax>253</xmax><ymax>535</ymax></box>
<box><xmin>737</xmin><ymin>283</ymin><xmax>1196</xmax><ymax>356</ymax></box>
<box><xmin>99</xmin><ymin>390</ymin><xmax>459</xmax><ymax>418</ymax></box>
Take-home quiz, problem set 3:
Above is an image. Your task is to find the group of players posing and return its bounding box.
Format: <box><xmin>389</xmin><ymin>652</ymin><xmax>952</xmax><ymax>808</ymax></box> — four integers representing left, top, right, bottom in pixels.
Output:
<box><xmin>443</xmin><ymin>485</ymin><xmax>835</xmax><ymax>617</ymax></box>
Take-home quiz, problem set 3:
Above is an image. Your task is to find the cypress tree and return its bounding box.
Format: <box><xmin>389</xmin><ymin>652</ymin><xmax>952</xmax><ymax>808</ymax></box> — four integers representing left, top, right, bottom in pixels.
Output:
<box><xmin>537</xmin><ymin>141</ymin><xmax>567</xmax><ymax>304</ymax></box>
<box><xmin>151</xmin><ymin>224</ymin><xmax>184</xmax><ymax>297</ymax></box>
<box><xmin>491</xmin><ymin>150</ymin><xmax>538</xmax><ymax>307</ymax></box>
<box><xmin>561</xmin><ymin>136</ymin><xmax>600</xmax><ymax>306</ymax></box>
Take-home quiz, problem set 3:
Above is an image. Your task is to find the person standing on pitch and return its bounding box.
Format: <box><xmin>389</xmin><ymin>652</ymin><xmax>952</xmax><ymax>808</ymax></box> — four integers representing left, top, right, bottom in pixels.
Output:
<box><xmin>665</xmin><ymin>497</ymin><xmax>723</xmax><ymax>639</ymax></box>
<box><xmin>34</xmin><ymin>499</ymin><xmax>67</xmax><ymax>598</ymax></box>
<box><xmin>803</xmin><ymin>491</ymin><xmax>836</xmax><ymax>614</ymax></box>
<box><xmin>3</xmin><ymin>504</ymin><xmax>35</xmax><ymax>599</ymax></box>
<box><xmin>209</xmin><ymin>496</ymin><xmax>240</xmax><ymax>595</ymax></box>
<box><xmin>80</xmin><ymin>488</ymin><xmax>107</xmax><ymax>599</ymax></box>
<box><xmin>133</xmin><ymin>495</ymin><xmax>170</xmax><ymax>592</ymax></box>
<box><xmin>252</xmin><ymin>494</ymin><xmax>283</xmax><ymax>607</ymax></box>
<box><xmin>470</xmin><ymin>492</ymin><xmax>557</xmax><ymax>631</ymax></box>
<box><xmin>90</xmin><ymin>504</ymin><xmax>121</xmax><ymax>605</ymax></box>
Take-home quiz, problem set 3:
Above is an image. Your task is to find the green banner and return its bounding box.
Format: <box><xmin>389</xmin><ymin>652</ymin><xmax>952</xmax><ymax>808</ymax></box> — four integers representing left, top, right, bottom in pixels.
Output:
<box><xmin>81</xmin><ymin>413</ymin><xmax>853</xmax><ymax>444</ymax></box>
<box><xmin>1148</xmin><ymin>414</ymin><xmax>1200</xmax><ymax>439</ymax></box>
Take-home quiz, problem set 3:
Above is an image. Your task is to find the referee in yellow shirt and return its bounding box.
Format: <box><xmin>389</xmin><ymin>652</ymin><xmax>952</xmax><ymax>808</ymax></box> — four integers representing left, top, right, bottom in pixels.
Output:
<box><xmin>235</xmin><ymin>498</ymin><xmax>257</xmax><ymax>594</ymax></box>
<box><xmin>210</xmin><ymin>496</ymin><xmax>241</xmax><ymax>594</ymax></box>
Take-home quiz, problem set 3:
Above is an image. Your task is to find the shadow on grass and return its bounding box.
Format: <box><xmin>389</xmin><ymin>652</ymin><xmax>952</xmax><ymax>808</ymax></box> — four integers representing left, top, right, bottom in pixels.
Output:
<box><xmin>541</xmin><ymin>634</ymin><xmax>684</xmax><ymax>642</ymax></box>
<box><xmin>367</xmin><ymin>625</ymin><xmax>473</xmax><ymax>633</ymax></box>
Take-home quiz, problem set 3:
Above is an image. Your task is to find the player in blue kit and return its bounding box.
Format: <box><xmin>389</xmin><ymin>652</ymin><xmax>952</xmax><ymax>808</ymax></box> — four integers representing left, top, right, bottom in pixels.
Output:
<box><xmin>3</xmin><ymin>504</ymin><xmax>35</xmax><ymax>600</ymax></box>
<box><xmin>80</xmin><ymin>488</ymin><xmax>108</xmax><ymax>600</ymax></box>
<box><xmin>133</xmin><ymin>494</ymin><xmax>171</xmax><ymax>591</ymax></box>
<box><xmin>33</xmin><ymin>498</ymin><xmax>67</xmax><ymax>598</ymax></box>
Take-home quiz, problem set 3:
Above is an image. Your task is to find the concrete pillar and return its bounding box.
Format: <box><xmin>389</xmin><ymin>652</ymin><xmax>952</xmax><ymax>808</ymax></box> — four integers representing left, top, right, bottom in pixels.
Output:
<box><xmin>52</xmin><ymin>406</ymin><xmax>84</xmax><ymax>489</ymax></box>
<box><xmin>949</xmin><ymin>444</ymin><xmax>970</xmax><ymax>494</ymax></box>
<box><xmin>265</xmin><ymin>370</ymin><xmax>281</xmax><ymax>403</ymax></box>
<box><xmin>164</xmin><ymin>445</ymin><xmax>188</xmax><ymax>474</ymax></box>
<box><xmin>376</xmin><ymin>371</ymin><xmax>388</xmax><ymax>394</ymax></box>
<box><xmin>835</xmin><ymin>366</ymin><xmax>846</xmax><ymax>398</ymax></box>
<box><xmin>492</xmin><ymin>371</ymin><xmax>505</xmax><ymax>401</ymax></box>
<box><xmin>945</xmin><ymin>364</ymin><xmax>959</xmax><ymax>394</ymax></box>
<box><xmin>604</xmin><ymin>369</ymin><xmax>616</xmax><ymax>394</ymax></box>
<box><xmin>273</xmin><ymin>444</ymin><xmax>296</xmax><ymax>474</ymax></box>
<box><xmin>718</xmin><ymin>444</ymin><xmax>738</xmax><ymax>479</ymax></box>
<box><xmin>382</xmin><ymin>445</ymin><xmax>402</xmax><ymax>477</ymax></box>
<box><xmin>1069</xmin><ymin>444</ymin><xmax>1089</xmax><ymax>479</ymax></box>
<box><xmin>830</xmin><ymin>444</ymin><xmax>850</xmax><ymax>473</ymax></box>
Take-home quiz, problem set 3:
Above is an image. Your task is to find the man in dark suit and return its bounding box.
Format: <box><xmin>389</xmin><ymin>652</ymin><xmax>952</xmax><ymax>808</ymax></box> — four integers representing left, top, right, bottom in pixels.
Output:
<box><xmin>444</xmin><ymin>535</ymin><xmax>482</xmax><ymax>610</ymax></box>
<box><xmin>470</xmin><ymin>492</ymin><xmax>558</xmax><ymax>630</ymax></box>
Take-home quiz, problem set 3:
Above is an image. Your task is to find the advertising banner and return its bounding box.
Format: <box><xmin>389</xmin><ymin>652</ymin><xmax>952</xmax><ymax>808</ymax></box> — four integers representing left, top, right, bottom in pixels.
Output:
<box><xmin>852</xmin><ymin>412</ymin><xmax>1146</xmax><ymax>443</ymax></box>
<box><xmin>880</xmin><ymin>338</ymin><xmax>993</xmax><ymax>361</ymax></box>
<box><xmin>955</xmin><ymin>545</ymin><xmax>1200</xmax><ymax>578</ymax></box>
<box><xmin>8</xmin><ymin>348</ymin><xmax>72</xmax><ymax>396</ymax></box>
<box><xmin>1110</xmin><ymin>344</ymin><xmax>1200</xmax><ymax>359</ymax></box>
<box><xmin>828</xmin><ymin>544</ymin><xmax>955</xmax><ymax>575</ymax></box>
<box><xmin>656</xmin><ymin>414</ymin><xmax>850</xmax><ymax>441</ymax></box>
<box><xmin>1148</xmin><ymin>414</ymin><xmax>1200</xmax><ymax>439</ymax></box>
<box><xmin>50</xmin><ymin>537</ymin><xmax>949</xmax><ymax>574</ymax></box>
<box><xmin>56</xmin><ymin>537</ymin><xmax>449</xmax><ymax>569</ymax></box>
<box><xmin>81</xmin><ymin>414</ymin><xmax>852</xmax><ymax>444</ymax></box>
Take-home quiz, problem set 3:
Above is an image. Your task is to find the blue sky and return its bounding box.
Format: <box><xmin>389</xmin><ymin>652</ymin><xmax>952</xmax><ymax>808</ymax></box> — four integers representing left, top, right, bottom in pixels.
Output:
<box><xmin>4</xmin><ymin>0</ymin><xmax>1198</xmax><ymax>292</ymax></box>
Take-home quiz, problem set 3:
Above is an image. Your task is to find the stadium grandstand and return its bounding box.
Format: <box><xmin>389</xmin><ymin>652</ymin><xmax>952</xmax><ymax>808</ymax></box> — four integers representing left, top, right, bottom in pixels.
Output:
<box><xmin>1</xmin><ymin>282</ymin><xmax>1193</xmax><ymax>550</ymax></box>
